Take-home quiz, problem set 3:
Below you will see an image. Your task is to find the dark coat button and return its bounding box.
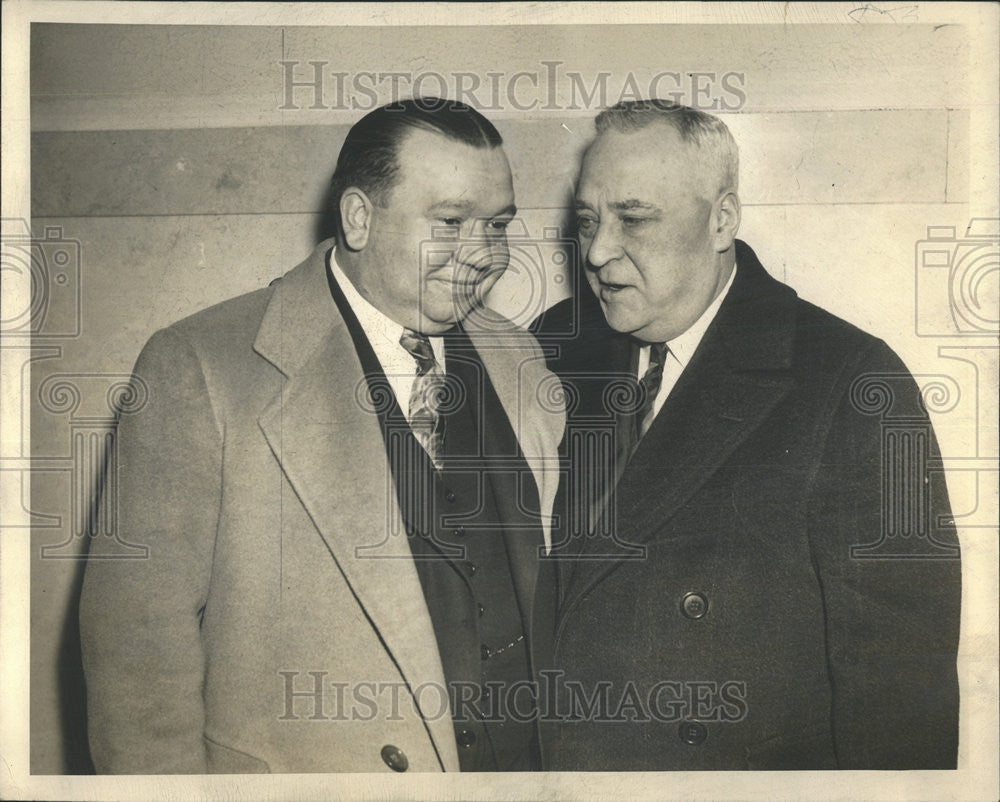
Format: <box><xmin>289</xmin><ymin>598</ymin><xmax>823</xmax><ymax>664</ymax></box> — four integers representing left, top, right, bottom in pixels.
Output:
<box><xmin>679</xmin><ymin>721</ymin><xmax>708</xmax><ymax>745</ymax></box>
<box><xmin>680</xmin><ymin>591</ymin><xmax>708</xmax><ymax>619</ymax></box>
<box><xmin>477</xmin><ymin>603</ymin><xmax>485</xmax><ymax>617</ymax></box>
<box><xmin>453</xmin><ymin>526</ymin><xmax>466</xmax><ymax>537</ymax></box>
<box><xmin>380</xmin><ymin>744</ymin><xmax>408</xmax><ymax>771</ymax></box>
<box><xmin>445</xmin><ymin>489</ymin><xmax>456</xmax><ymax>502</ymax></box>
<box><xmin>456</xmin><ymin>728</ymin><xmax>477</xmax><ymax>748</ymax></box>
<box><xmin>465</xmin><ymin>561</ymin><xmax>477</xmax><ymax>577</ymax></box>
<box><xmin>481</xmin><ymin>643</ymin><xmax>491</xmax><ymax>660</ymax></box>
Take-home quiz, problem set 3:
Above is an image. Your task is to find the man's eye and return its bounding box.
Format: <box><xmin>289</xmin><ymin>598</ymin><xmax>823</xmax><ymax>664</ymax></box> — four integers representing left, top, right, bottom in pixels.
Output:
<box><xmin>440</xmin><ymin>217</ymin><xmax>462</xmax><ymax>226</ymax></box>
<box><xmin>621</xmin><ymin>216</ymin><xmax>647</xmax><ymax>226</ymax></box>
<box><xmin>575</xmin><ymin>216</ymin><xmax>597</xmax><ymax>236</ymax></box>
<box><xmin>488</xmin><ymin>219</ymin><xmax>510</xmax><ymax>232</ymax></box>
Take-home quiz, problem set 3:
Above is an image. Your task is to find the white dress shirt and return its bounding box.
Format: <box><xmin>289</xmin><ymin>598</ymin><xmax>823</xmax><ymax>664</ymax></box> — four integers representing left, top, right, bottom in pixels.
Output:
<box><xmin>328</xmin><ymin>247</ymin><xmax>446</xmax><ymax>421</ymax></box>
<box><xmin>330</xmin><ymin>248</ymin><xmax>554</xmax><ymax>552</ymax></box>
<box><xmin>635</xmin><ymin>262</ymin><xmax>738</xmax><ymax>424</ymax></box>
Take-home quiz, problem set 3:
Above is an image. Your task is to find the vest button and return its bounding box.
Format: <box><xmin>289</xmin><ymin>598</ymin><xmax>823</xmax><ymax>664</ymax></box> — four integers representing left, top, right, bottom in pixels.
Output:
<box><xmin>453</xmin><ymin>526</ymin><xmax>466</xmax><ymax>537</ymax></box>
<box><xmin>481</xmin><ymin>643</ymin><xmax>491</xmax><ymax>660</ymax></box>
<box><xmin>465</xmin><ymin>561</ymin><xmax>477</xmax><ymax>577</ymax></box>
<box><xmin>477</xmin><ymin>603</ymin><xmax>485</xmax><ymax>617</ymax></box>
<box><xmin>680</xmin><ymin>591</ymin><xmax>708</xmax><ymax>619</ymax></box>
<box><xmin>456</xmin><ymin>728</ymin><xmax>477</xmax><ymax>748</ymax></box>
<box><xmin>380</xmin><ymin>744</ymin><xmax>409</xmax><ymax>771</ymax></box>
<box><xmin>445</xmin><ymin>489</ymin><xmax>456</xmax><ymax>502</ymax></box>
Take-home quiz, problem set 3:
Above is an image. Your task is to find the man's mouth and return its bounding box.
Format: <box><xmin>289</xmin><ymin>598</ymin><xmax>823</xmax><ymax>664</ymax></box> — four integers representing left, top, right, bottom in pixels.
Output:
<box><xmin>598</xmin><ymin>280</ymin><xmax>630</xmax><ymax>294</ymax></box>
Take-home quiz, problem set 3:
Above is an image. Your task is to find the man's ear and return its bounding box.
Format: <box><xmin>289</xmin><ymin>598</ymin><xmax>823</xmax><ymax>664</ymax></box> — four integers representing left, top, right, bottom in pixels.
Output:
<box><xmin>712</xmin><ymin>190</ymin><xmax>741</xmax><ymax>253</ymax></box>
<box><xmin>339</xmin><ymin>187</ymin><xmax>373</xmax><ymax>251</ymax></box>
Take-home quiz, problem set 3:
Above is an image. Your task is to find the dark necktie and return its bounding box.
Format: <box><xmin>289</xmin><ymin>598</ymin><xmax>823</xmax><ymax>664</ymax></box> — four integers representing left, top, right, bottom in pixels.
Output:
<box><xmin>632</xmin><ymin>341</ymin><xmax>670</xmax><ymax>444</ymax></box>
<box><xmin>399</xmin><ymin>328</ymin><xmax>446</xmax><ymax>469</ymax></box>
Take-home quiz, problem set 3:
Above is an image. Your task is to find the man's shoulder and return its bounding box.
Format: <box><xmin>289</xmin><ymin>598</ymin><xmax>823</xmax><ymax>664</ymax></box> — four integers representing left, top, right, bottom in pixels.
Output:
<box><xmin>151</xmin><ymin>241</ymin><xmax>330</xmax><ymax>361</ymax></box>
<box><xmin>735</xmin><ymin>240</ymin><xmax>900</xmax><ymax>373</ymax></box>
<box><xmin>792</xmin><ymin>295</ymin><xmax>884</xmax><ymax>353</ymax></box>
<box><xmin>785</xmin><ymin>290</ymin><xmax>910</xmax><ymax>388</ymax></box>
<box><xmin>156</xmin><ymin>283</ymin><xmax>275</xmax><ymax>359</ymax></box>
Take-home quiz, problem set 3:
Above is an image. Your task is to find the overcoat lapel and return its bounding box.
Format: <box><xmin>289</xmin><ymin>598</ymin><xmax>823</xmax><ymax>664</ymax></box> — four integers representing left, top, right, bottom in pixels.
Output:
<box><xmin>481</xmin><ymin>378</ymin><xmax>544</xmax><ymax>651</ymax></box>
<box><xmin>559</xmin><ymin>245</ymin><xmax>799</xmax><ymax>619</ymax></box>
<box><xmin>465</xmin><ymin>322</ymin><xmax>562</xmax><ymax>553</ymax></box>
<box><xmin>254</xmin><ymin>241</ymin><xmax>460</xmax><ymax>771</ymax></box>
<box><xmin>440</xmin><ymin>339</ymin><xmax>542</xmax><ymax>620</ymax></box>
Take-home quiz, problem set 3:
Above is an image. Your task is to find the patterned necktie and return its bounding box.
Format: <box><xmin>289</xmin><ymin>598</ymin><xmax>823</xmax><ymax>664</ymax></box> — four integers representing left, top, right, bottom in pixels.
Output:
<box><xmin>633</xmin><ymin>342</ymin><xmax>669</xmax><ymax>442</ymax></box>
<box><xmin>399</xmin><ymin>328</ymin><xmax>446</xmax><ymax>469</ymax></box>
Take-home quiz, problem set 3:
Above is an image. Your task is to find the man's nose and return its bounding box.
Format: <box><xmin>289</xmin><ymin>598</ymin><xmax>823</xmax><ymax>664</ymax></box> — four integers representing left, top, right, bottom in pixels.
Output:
<box><xmin>584</xmin><ymin>221</ymin><xmax>622</xmax><ymax>269</ymax></box>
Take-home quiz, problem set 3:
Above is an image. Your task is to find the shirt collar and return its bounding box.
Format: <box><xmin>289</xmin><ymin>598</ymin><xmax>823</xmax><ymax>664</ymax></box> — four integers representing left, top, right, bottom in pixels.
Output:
<box><xmin>328</xmin><ymin>246</ymin><xmax>445</xmax><ymax>365</ymax></box>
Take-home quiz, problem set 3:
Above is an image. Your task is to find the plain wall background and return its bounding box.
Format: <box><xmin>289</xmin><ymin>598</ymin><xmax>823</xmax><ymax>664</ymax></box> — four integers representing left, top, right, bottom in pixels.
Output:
<box><xmin>24</xmin><ymin>21</ymin><xmax>993</xmax><ymax>774</ymax></box>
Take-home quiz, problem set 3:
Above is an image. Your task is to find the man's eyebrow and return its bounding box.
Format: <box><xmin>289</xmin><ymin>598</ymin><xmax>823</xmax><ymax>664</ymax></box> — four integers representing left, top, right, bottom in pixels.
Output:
<box><xmin>608</xmin><ymin>199</ymin><xmax>660</xmax><ymax>212</ymax></box>
<box><xmin>426</xmin><ymin>200</ymin><xmax>517</xmax><ymax>218</ymax></box>
<box><xmin>427</xmin><ymin>199</ymin><xmax>476</xmax><ymax>214</ymax></box>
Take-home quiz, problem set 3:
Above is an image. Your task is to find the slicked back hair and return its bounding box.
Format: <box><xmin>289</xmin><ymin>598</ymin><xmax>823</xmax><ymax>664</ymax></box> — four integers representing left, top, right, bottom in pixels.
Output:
<box><xmin>328</xmin><ymin>97</ymin><xmax>504</xmax><ymax>240</ymax></box>
<box><xmin>594</xmin><ymin>99</ymin><xmax>739</xmax><ymax>197</ymax></box>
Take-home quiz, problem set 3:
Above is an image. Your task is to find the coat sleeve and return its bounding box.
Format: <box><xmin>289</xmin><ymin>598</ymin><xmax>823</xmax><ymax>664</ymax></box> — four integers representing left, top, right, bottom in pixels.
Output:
<box><xmin>79</xmin><ymin>327</ymin><xmax>222</xmax><ymax>773</ymax></box>
<box><xmin>806</xmin><ymin>340</ymin><xmax>961</xmax><ymax>768</ymax></box>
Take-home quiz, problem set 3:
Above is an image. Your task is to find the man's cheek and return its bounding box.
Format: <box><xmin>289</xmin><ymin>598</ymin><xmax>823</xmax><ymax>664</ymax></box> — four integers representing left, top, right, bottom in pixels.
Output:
<box><xmin>476</xmin><ymin>272</ymin><xmax>503</xmax><ymax>300</ymax></box>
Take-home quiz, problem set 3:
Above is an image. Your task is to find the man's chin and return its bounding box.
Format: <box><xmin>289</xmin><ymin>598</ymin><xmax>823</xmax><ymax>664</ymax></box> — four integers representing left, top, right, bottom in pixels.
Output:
<box><xmin>599</xmin><ymin>303</ymin><xmax>639</xmax><ymax>336</ymax></box>
<box><xmin>423</xmin><ymin>303</ymin><xmax>476</xmax><ymax>330</ymax></box>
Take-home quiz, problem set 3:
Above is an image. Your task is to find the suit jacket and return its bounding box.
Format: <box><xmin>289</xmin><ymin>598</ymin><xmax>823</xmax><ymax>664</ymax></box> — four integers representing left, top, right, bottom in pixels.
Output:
<box><xmin>79</xmin><ymin>239</ymin><xmax>564</xmax><ymax>773</ymax></box>
<box><xmin>535</xmin><ymin>240</ymin><xmax>961</xmax><ymax>770</ymax></box>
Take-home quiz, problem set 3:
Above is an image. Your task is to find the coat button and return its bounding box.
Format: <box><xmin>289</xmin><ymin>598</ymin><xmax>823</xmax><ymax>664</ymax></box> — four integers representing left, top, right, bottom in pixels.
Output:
<box><xmin>445</xmin><ymin>489</ymin><xmax>456</xmax><ymax>502</ymax></box>
<box><xmin>477</xmin><ymin>603</ymin><xmax>485</xmax><ymax>617</ymax></box>
<box><xmin>481</xmin><ymin>643</ymin><xmax>491</xmax><ymax>660</ymax></box>
<box><xmin>679</xmin><ymin>721</ymin><xmax>708</xmax><ymax>745</ymax></box>
<box><xmin>465</xmin><ymin>561</ymin><xmax>477</xmax><ymax>577</ymax></box>
<box><xmin>456</xmin><ymin>728</ymin><xmax>477</xmax><ymax>748</ymax></box>
<box><xmin>680</xmin><ymin>591</ymin><xmax>708</xmax><ymax>619</ymax></box>
<box><xmin>380</xmin><ymin>744</ymin><xmax>408</xmax><ymax>771</ymax></box>
<box><xmin>453</xmin><ymin>526</ymin><xmax>466</xmax><ymax>537</ymax></box>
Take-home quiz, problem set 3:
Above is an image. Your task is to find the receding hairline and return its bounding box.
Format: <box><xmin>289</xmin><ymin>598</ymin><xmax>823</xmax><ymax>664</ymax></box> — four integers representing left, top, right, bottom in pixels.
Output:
<box><xmin>328</xmin><ymin>97</ymin><xmax>505</xmax><ymax>222</ymax></box>
<box><xmin>588</xmin><ymin>103</ymin><xmax>740</xmax><ymax>197</ymax></box>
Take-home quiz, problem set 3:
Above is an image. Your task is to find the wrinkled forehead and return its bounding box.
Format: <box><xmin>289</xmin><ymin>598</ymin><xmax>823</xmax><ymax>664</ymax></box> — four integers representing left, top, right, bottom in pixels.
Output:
<box><xmin>577</xmin><ymin>126</ymin><xmax>713</xmax><ymax>205</ymax></box>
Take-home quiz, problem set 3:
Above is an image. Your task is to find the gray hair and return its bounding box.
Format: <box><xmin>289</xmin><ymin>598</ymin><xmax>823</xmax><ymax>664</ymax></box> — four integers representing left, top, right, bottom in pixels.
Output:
<box><xmin>594</xmin><ymin>99</ymin><xmax>739</xmax><ymax>196</ymax></box>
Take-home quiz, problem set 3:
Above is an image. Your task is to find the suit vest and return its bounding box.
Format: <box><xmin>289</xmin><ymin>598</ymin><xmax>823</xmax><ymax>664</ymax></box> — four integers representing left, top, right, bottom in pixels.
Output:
<box><xmin>327</xmin><ymin>265</ymin><xmax>543</xmax><ymax>771</ymax></box>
